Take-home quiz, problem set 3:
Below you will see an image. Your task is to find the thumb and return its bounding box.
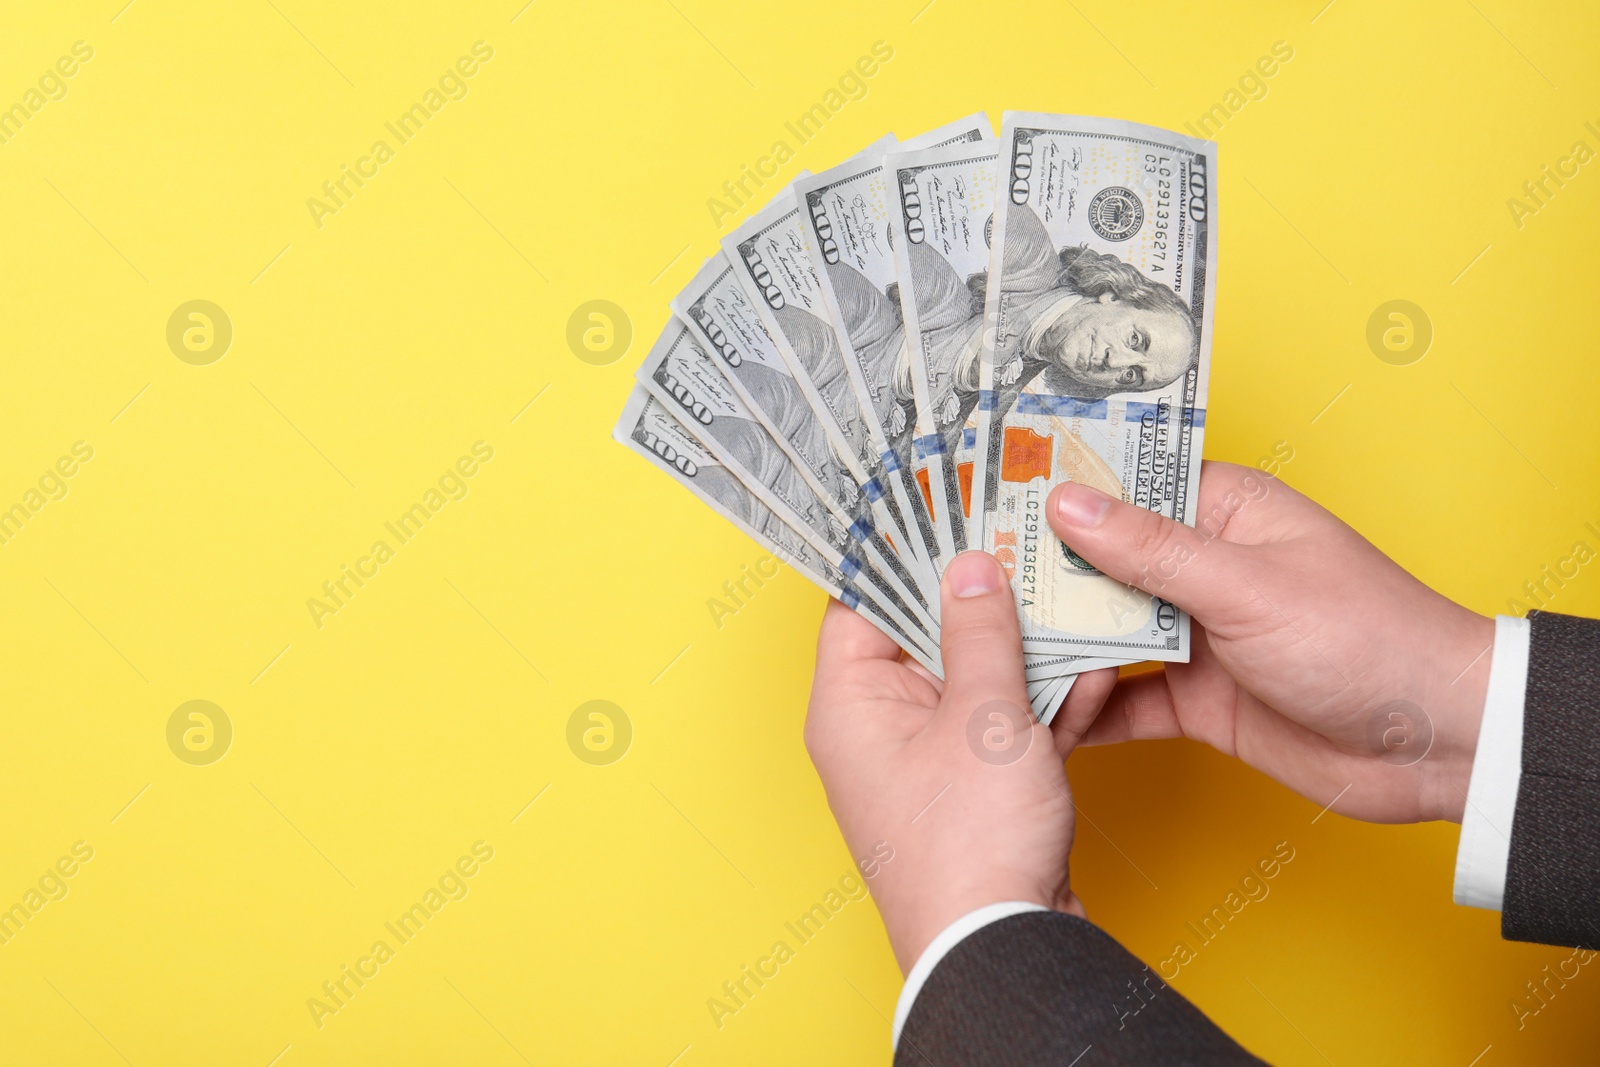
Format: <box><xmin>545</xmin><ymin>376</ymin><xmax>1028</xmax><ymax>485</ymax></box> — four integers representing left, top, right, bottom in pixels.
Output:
<box><xmin>938</xmin><ymin>551</ymin><xmax>1028</xmax><ymax>709</ymax></box>
<box><xmin>1047</xmin><ymin>482</ymin><xmax>1237</xmax><ymax>617</ymax></box>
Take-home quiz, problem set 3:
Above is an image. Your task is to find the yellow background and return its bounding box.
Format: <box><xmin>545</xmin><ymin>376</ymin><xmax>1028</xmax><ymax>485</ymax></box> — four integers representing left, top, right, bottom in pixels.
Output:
<box><xmin>2</xmin><ymin>1</ymin><xmax>1598</xmax><ymax>1063</ymax></box>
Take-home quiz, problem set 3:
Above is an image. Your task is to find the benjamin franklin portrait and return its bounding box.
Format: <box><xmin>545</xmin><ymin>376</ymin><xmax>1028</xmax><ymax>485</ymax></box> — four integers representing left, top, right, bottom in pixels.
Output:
<box><xmin>829</xmin><ymin>201</ymin><xmax>1199</xmax><ymax>466</ymax></box>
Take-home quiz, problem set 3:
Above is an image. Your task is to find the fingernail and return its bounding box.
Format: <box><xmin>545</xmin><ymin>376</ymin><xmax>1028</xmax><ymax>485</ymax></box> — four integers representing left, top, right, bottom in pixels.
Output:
<box><xmin>946</xmin><ymin>551</ymin><xmax>1004</xmax><ymax>598</ymax></box>
<box><xmin>1055</xmin><ymin>483</ymin><xmax>1110</xmax><ymax>528</ymax></box>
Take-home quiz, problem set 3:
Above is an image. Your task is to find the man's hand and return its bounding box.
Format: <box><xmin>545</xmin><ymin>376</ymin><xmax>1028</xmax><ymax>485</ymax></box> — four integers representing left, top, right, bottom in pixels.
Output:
<box><xmin>1048</xmin><ymin>461</ymin><xmax>1495</xmax><ymax>824</ymax></box>
<box><xmin>805</xmin><ymin>552</ymin><xmax>1117</xmax><ymax>974</ymax></box>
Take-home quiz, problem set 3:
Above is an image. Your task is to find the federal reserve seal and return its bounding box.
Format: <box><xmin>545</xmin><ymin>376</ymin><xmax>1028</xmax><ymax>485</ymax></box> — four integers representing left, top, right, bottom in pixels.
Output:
<box><xmin>1087</xmin><ymin>186</ymin><xmax>1143</xmax><ymax>242</ymax></box>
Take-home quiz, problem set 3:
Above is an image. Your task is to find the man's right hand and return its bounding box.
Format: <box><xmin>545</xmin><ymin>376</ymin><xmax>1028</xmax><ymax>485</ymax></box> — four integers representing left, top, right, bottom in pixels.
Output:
<box><xmin>1047</xmin><ymin>461</ymin><xmax>1495</xmax><ymax>824</ymax></box>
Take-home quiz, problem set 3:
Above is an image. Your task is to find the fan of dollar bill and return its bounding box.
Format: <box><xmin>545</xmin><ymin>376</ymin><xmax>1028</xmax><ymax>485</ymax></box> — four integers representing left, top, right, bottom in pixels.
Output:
<box><xmin>613</xmin><ymin>111</ymin><xmax>1216</xmax><ymax>723</ymax></box>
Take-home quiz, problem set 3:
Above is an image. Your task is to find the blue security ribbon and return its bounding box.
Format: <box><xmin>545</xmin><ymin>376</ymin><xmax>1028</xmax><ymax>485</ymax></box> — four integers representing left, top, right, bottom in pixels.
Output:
<box><xmin>1124</xmin><ymin>401</ymin><xmax>1206</xmax><ymax>428</ymax></box>
<box><xmin>1016</xmin><ymin>395</ymin><xmax>1109</xmax><ymax>418</ymax></box>
<box><xmin>1013</xmin><ymin>395</ymin><xmax>1208</xmax><ymax>428</ymax></box>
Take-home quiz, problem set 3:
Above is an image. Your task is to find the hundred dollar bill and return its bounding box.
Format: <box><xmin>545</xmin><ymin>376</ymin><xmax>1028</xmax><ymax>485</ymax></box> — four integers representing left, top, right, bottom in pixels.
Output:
<box><xmin>720</xmin><ymin>176</ymin><xmax>939</xmax><ymax>602</ymax></box>
<box><xmin>795</xmin><ymin>114</ymin><xmax>991</xmax><ymax>579</ymax></box>
<box><xmin>1024</xmin><ymin>652</ymin><xmax>1125</xmax><ymax>682</ymax></box>
<box><xmin>1027</xmin><ymin>672</ymin><xmax>1074</xmax><ymax>725</ymax></box>
<box><xmin>974</xmin><ymin>113</ymin><xmax>1216</xmax><ymax>661</ymax></box>
<box><xmin>636</xmin><ymin>319</ymin><xmax>941</xmax><ymax>655</ymax></box>
<box><xmin>613</xmin><ymin>385</ymin><xmax>937</xmax><ymax>672</ymax></box>
<box><xmin>616</xmin><ymin>382</ymin><xmax>1090</xmax><ymax>696</ymax></box>
<box><xmin>671</xmin><ymin>253</ymin><xmax>933</xmax><ymax>621</ymax></box>
<box><xmin>616</xmin><ymin>385</ymin><xmax>1077</xmax><ymax>707</ymax></box>
<box><xmin>886</xmin><ymin>137</ymin><xmax>1002</xmax><ymax>566</ymax></box>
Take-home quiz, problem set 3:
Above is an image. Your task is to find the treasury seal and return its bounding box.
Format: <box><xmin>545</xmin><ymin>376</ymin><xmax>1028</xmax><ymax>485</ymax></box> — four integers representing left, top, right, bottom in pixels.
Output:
<box><xmin>1060</xmin><ymin>540</ymin><xmax>1100</xmax><ymax>574</ymax></box>
<box><xmin>1087</xmin><ymin>186</ymin><xmax>1143</xmax><ymax>241</ymax></box>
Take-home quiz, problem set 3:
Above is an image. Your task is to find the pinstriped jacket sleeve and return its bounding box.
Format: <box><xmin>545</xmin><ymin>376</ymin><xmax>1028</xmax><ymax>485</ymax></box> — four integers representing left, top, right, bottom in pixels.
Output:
<box><xmin>894</xmin><ymin>911</ymin><xmax>1265</xmax><ymax>1066</ymax></box>
<box><xmin>1502</xmin><ymin>610</ymin><xmax>1600</xmax><ymax>948</ymax></box>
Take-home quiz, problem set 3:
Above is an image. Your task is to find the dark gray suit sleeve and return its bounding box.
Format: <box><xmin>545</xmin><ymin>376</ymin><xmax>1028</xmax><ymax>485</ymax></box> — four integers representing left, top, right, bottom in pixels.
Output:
<box><xmin>895</xmin><ymin>912</ymin><xmax>1266</xmax><ymax>1066</ymax></box>
<box><xmin>1502</xmin><ymin>610</ymin><xmax>1600</xmax><ymax>948</ymax></box>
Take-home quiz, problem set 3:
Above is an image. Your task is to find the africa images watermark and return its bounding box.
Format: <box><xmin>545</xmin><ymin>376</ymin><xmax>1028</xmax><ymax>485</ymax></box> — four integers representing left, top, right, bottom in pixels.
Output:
<box><xmin>706</xmin><ymin>40</ymin><xmax>896</xmax><ymax>228</ymax></box>
<box><xmin>705</xmin><ymin>544</ymin><xmax>803</xmax><ymax>630</ymax></box>
<box><xmin>306</xmin><ymin>41</ymin><xmax>496</xmax><ymax>229</ymax></box>
<box><xmin>0</xmin><ymin>40</ymin><xmax>94</xmax><ymax>147</ymax></box>
<box><xmin>1151</xmin><ymin>841</ymin><xmax>1297</xmax><ymax>986</ymax></box>
<box><xmin>1108</xmin><ymin>840</ymin><xmax>1297</xmax><ymax>1045</ymax></box>
<box><xmin>567</xmin><ymin>700</ymin><xmax>633</xmax><ymax>766</ymax></box>
<box><xmin>0</xmin><ymin>441</ymin><xmax>95</xmax><ymax>549</ymax></box>
<box><xmin>1106</xmin><ymin>440</ymin><xmax>1295</xmax><ymax>614</ymax></box>
<box><xmin>1181</xmin><ymin>40</ymin><xmax>1295</xmax><ymax>140</ymax></box>
<box><xmin>306</xmin><ymin>840</ymin><xmax>495</xmax><ymax>1029</ymax></box>
<box><xmin>0</xmin><ymin>841</ymin><xmax>95</xmax><ymax>948</ymax></box>
<box><xmin>1505</xmin><ymin>119</ymin><xmax>1600</xmax><ymax>231</ymax></box>
<box><xmin>1509</xmin><ymin>944</ymin><xmax>1595</xmax><ymax>1030</ymax></box>
<box><xmin>1504</xmin><ymin>519</ymin><xmax>1600</xmax><ymax>618</ymax></box>
<box><xmin>705</xmin><ymin>869</ymin><xmax>871</xmax><ymax>1030</ymax></box>
<box><xmin>306</xmin><ymin>441</ymin><xmax>495</xmax><ymax>628</ymax></box>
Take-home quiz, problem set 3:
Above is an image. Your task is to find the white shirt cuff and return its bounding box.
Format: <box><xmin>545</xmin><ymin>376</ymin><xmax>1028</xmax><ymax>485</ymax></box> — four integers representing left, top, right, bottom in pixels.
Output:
<box><xmin>1453</xmin><ymin>614</ymin><xmax>1532</xmax><ymax>910</ymax></box>
<box><xmin>891</xmin><ymin>901</ymin><xmax>1049</xmax><ymax>1049</ymax></box>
